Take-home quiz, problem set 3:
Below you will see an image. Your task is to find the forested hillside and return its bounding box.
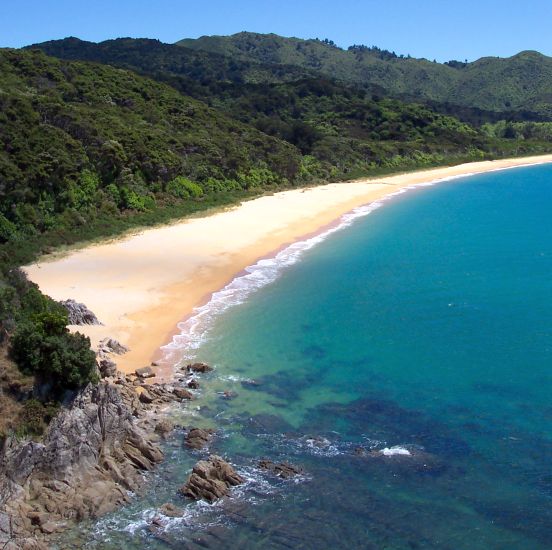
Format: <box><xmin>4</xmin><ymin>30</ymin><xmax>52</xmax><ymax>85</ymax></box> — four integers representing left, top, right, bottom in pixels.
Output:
<box><xmin>0</xmin><ymin>48</ymin><xmax>302</xmax><ymax>264</ymax></box>
<box><xmin>179</xmin><ymin>32</ymin><xmax>552</xmax><ymax>118</ymax></box>
<box><xmin>26</xmin><ymin>38</ymin><xmax>552</xmax><ymax>188</ymax></box>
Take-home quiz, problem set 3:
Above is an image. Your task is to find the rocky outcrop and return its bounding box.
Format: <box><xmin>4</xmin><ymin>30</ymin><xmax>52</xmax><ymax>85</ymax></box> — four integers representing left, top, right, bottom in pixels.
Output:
<box><xmin>154</xmin><ymin>420</ymin><xmax>174</xmax><ymax>439</ymax></box>
<box><xmin>98</xmin><ymin>338</ymin><xmax>128</xmax><ymax>355</ymax></box>
<box><xmin>60</xmin><ymin>299</ymin><xmax>101</xmax><ymax>326</ymax></box>
<box><xmin>180</xmin><ymin>455</ymin><xmax>244</xmax><ymax>503</ymax></box>
<box><xmin>364</xmin><ymin>445</ymin><xmax>446</xmax><ymax>474</ymax></box>
<box><xmin>186</xmin><ymin>362</ymin><xmax>213</xmax><ymax>374</ymax></box>
<box><xmin>184</xmin><ymin>427</ymin><xmax>214</xmax><ymax>450</ymax></box>
<box><xmin>95</xmin><ymin>338</ymin><xmax>129</xmax><ymax>379</ymax></box>
<box><xmin>97</xmin><ymin>355</ymin><xmax>117</xmax><ymax>378</ymax></box>
<box><xmin>135</xmin><ymin>367</ymin><xmax>155</xmax><ymax>379</ymax></box>
<box><xmin>258</xmin><ymin>460</ymin><xmax>304</xmax><ymax>479</ymax></box>
<box><xmin>159</xmin><ymin>503</ymin><xmax>183</xmax><ymax>518</ymax></box>
<box><xmin>0</xmin><ymin>376</ymin><xmax>189</xmax><ymax>547</ymax></box>
<box><xmin>173</xmin><ymin>387</ymin><xmax>193</xmax><ymax>400</ymax></box>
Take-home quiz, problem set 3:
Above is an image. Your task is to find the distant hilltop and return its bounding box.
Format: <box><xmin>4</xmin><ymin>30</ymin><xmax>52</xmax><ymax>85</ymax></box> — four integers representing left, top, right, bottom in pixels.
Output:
<box><xmin>176</xmin><ymin>31</ymin><xmax>552</xmax><ymax>118</ymax></box>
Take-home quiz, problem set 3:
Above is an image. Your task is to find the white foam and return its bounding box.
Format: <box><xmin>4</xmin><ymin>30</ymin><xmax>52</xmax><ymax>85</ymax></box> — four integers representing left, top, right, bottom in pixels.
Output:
<box><xmin>161</xmin><ymin>163</ymin><xmax>547</xmax><ymax>365</ymax></box>
<box><xmin>218</xmin><ymin>374</ymin><xmax>250</xmax><ymax>383</ymax></box>
<box><xmin>380</xmin><ymin>446</ymin><xmax>412</xmax><ymax>457</ymax></box>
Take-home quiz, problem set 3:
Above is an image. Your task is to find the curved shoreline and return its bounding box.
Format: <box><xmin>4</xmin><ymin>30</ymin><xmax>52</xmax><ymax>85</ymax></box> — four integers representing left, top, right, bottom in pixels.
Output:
<box><xmin>24</xmin><ymin>155</ymin><xmax>552</xmax><ymax>377</ymax></box>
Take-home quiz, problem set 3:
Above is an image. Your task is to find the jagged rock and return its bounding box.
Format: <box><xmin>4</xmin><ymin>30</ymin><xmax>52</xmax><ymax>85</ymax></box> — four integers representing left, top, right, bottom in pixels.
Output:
<box><xmin>186</xmin><ymin>362</ymin><xmax>213</xmax><ymax>374</ymax></box>
<box><xmin>159</xmin><ymin>503</ymin><xmax>183</xmax><ymax>517</ymax></box>
<box><xmin>241</xmin><ymin>379</ymin><xmax>262</xmax><ymax>388</ymax></box>
<box><xmin>135</xmin><ymin>367</ymin><xmax>155</xmax><ymax>379</ymax></box>
<box><xmin>97</xmin><ymin>355</ymin><xmax>117</xmax><ymax>378</ymax></box>
<box><xmin>98</xmin><ymin>338</ymin><xmax>129</xmax><ymax>355</ymax></box>
<box><xmin>173</xmin><ymin>387</ymin><xmax>193</xmax><ymax>400</ymax></box>
<box><xmin>61</xmin><ymin>299</ymin><xmax>101</xmax><ymax>326</ymax></box>
<box><xmin>39</xmin><ymin>521</ymin><xmax>61</xmax><ymax>534</ymax></box>
<box><xmin>187</xmin><ymin>379</ymin><xmax>200</xmax><ymax>389</ymax></box>
<box><xmin>219</xmin><ymin>390</ymin><xmax>237</xmax><ymax>400</ymax></box>
<box><xmin>151</xmin><ymin>517</ymin><xmax>164</xmax><ymax>528</ymax></box>
<box><xmin>258</xmin><ymin>460</ymin><xmax>304</xmax><ymax>479</ymax></box>
<box><xmin>154</xmin><ymin>420</ymin><xmax>174</xmax><ymax>439</ymax></box>
<box><xmin>27</xmin><ymin>512</ymin><xmax>49</xmax><ymax>527</ymax></box>
<box><xmin>184</xmin><ymin>427</ymin><xmax>214</xmax><ymax>450</ymax></box>
<box><xmin>180</xmin><ymin>455</ymin><xmax>244</xmax><ymax>502</ymax></box>
<box><xmin>138</xmin><ymin>389</ymin><xmax>154</xmax><ymax>404</ymax></box>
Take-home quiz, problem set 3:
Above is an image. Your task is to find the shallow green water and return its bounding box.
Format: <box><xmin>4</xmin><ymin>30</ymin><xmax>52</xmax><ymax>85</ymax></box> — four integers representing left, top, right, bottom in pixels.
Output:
<box><xmin>75</xmin><ymin>164</ymin><xmax>552</xmax><ymax>549</ymax></box>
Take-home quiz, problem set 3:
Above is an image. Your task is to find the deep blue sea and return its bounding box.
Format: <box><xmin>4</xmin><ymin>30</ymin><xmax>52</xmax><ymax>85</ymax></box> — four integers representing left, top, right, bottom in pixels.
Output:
<box><xmin>69</xmin><ymin>163</ymin><xmax>552</xmax><ymax>549</ymax></box>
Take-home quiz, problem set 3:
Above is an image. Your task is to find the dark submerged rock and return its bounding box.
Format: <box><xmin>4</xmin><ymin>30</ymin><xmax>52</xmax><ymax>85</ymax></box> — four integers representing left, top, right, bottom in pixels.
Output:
<box><xmin>219</xmin><ymin>390</ymin><xmax>238</xmax><ymax>400</ymax></box>
<box><xmin>258</xmin><ymin>460</ymin><xmax>304</xmax><ymax>479</ymax></box>
<box><xmin>364</xmin><ymin>445</ymin><xmax>447</xmax><ymax>475</ymax></box>
<box><xmin>241</xmin><ymin>379</ymin><xmax>262</xmax><ymax>389</ymax></box>
<box><xmin>184</xmin><ymin>427</ymin><xmax>215</xmax><ymax>450</ymax></box>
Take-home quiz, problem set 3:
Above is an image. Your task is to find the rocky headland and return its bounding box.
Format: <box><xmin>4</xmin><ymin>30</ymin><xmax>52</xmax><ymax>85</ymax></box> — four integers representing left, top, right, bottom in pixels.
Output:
<box><xmin>0</xmin><ymin>347</ymin><xmax>197</xmax><ymax>548</ymax></box>
<box><xmin>0</xmin><ymin>325</ymin><xmax>310</xmax><ymax>549</ymax></box>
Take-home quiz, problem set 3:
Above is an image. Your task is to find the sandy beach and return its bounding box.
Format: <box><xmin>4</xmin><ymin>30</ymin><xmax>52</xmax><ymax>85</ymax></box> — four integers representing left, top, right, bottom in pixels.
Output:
<box><xmin>24</xmin><ymin>155</ymin><xmax>552</xmax><ymax>376</ymax></box>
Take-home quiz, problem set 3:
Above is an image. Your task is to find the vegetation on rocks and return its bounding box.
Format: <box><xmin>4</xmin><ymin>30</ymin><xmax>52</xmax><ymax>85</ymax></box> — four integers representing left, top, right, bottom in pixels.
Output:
<box><xmin>0</xmin><ymin>269</ymin><xmax>97</xmax><ymax>429</ymax></box>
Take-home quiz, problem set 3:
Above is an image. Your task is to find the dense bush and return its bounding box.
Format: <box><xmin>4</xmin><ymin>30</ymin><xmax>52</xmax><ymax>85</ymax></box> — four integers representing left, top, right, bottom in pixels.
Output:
<box><xmin>167</xmin><ymin>176</ymin><xmax>204</xmax><ymax>199</ymax></box>
<box><xmin>17</xmin><ymin>398</ymin><xmax>60</xmax><ymax>437</ymax></box>
<box><xmin>11</xmin><ymin>314</ymin><xmax>97</xmax><ymax>394</ymax></box>
<box><xmin>2</xmin><ymin>272</ymin><xmax>98</xmax><ymax>396</ymax></box>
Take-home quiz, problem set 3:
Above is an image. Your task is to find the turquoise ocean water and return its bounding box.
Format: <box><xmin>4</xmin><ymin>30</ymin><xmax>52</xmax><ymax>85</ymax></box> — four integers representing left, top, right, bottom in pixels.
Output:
<box><xmin>71</xmin><ymin>163</ymin><xmax>552</xmax><ymax>549</ymax></box>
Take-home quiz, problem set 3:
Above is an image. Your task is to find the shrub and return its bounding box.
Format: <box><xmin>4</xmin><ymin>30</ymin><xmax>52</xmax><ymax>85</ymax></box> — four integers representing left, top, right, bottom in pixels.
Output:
<box><xmin>0</xmin><ymin>214</ymin><xmax>17</xmax><ymax>244</ymax></box>
<box><xmin>166</xmin><ymin>176</ymin><xmax>204</xmax><ymax>199</ymax></box>
<box><xmin>105</xmin><ymin>183</ymin><xmax>121</xmax><ymax>205</ymax></box>
<box><xmin>120</xmin><ymin>188</ymin><xmax>148</xmax><ymax>211</ymax></box>
<box><xmin>237</xmin><ymin>167</ymin><xmax>280</xmax><ymax>189</ymax></box>
<box><xmin>17</xmin><ymin>399</ymin><xmax>60</xmax><ymax>438</ymax></box>
<box><xmin>10</xmin><ymin>311</ymin><xmax>98</xmax><ymax>395</ymax></box>
<box><xmin>69</xmin><ymin>169</ymin><xmax>100</xmax><ymax>210</ymax></box>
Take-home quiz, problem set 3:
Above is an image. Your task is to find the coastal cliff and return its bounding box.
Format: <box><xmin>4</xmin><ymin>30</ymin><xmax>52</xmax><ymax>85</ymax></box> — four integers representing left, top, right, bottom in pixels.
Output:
<box><xmin>0</xmin><ymin>377</ymin><xmax>183</xmax><ymax>548</ymax></box>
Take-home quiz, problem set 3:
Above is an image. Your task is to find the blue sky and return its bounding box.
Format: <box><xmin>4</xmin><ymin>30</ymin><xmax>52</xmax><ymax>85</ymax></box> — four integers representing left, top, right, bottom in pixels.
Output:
<box><xmin>1</xmin><ymin>0</ymin><xmax>551</xmax><ymax>61</ymax></box>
